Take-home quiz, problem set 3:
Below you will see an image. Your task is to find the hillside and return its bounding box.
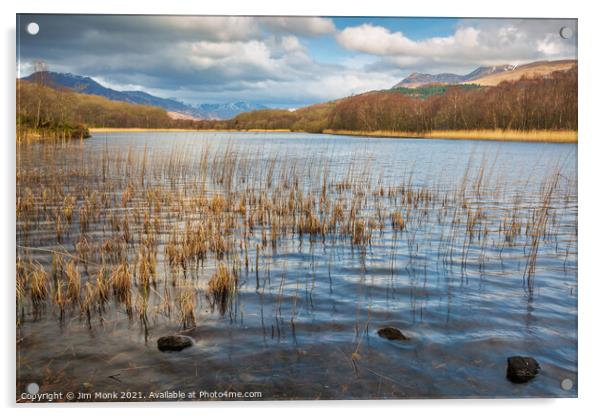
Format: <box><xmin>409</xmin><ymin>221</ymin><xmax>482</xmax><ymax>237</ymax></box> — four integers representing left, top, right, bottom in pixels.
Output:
<box><xmin>220</xmin><ymin>67</ymin><xmax>577</xmax><ymax>134</ymax></box>
<box><xmin>17</xmin><ymin>79</ymin><xmax>195</xmax><ymax>139</ymax></box>
<box><xmin>464</xmin><ymin>60</ymin><xmax>577</xmax><ymax>86</ymax></box>
<box><xmin>390</xmin><ymin>84</ymin><xmax>480</xmax><ymax>99</ymax></box>
<box><xmin>393</xmin><ymin>59</ymin><xmax>576</xmax><ymax>89</ymax></box>
<box><xmin>21</xmin><ymin>71</ymin><xmax>267</xmax><ymax>120</ymax></box>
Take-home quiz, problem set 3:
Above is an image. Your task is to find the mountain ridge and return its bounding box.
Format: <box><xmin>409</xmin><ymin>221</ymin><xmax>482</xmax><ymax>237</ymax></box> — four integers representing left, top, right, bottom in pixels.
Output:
<box><xmin>21</xmin><ymin>71</ymin><xmax>267</xmax><ymax>120</ymax></box>
<box><xmin>393</xmin><ymin>60</ymin><xmax>576</xmax><ymax>89</ymax></box>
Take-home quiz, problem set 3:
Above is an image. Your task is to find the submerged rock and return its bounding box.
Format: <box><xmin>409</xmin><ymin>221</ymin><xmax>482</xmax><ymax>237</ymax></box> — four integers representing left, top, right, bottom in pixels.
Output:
<box><xmin>377</xmin><ymin>327</ymin><xmax>410</xmax><ymax>341</ymax></box>
<box><xmin>157</xmin><ymin>335</ymin><xmax>194</xmax><ymax>352</ymax></box>
<box><xmin>506</xmin><ymin>356</ymin><xmax>540</xmax><ymax>383</ymax></box>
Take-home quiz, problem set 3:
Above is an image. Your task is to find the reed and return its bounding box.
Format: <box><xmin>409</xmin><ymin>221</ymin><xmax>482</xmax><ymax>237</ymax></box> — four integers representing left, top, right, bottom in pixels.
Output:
<box><xmin>29</xmin><ymin>263</ymin><xmax>48</xmax><ymax>307</ymax></box>
<box><xmin>176</xmin><ymin>285</ymin><xmax>197</xmax><ymax>328</ymax></box>
<box><xmin>111</xmin><ymin>262</ymin><xmax>133</xmax><ymax>316</ymax></box>
<box><xmin>322</xmin><ymin>129</ymin><xmax>578</xmax><ymax>143</ymax></box>
<box><xmin>15</xmin><ymin>137</ymin><xmax>576</xmax><ymax>335</ymax></box>
<box><xmin>96</xmin><ymin>266</ymin><xmax>110</xmax><ymax>307</ymax></box>
<box><xmin>64</xmin><ymin>260</ymin><xmax>81</xmax><ymax>304</ymax></box>
<box><xmin>391</xmin><ymin>211</ymin><xmax>405</xmax><ymax>231</ymax></box>
<box><xmin>207</xmin><ymin>263</ymin><xmax>238</xmax><ymax>315</ymax></box>
<box><xmin>81</xmin><ymin>282</ymin><xmax>96</xmax><ymax>327</ymax></box>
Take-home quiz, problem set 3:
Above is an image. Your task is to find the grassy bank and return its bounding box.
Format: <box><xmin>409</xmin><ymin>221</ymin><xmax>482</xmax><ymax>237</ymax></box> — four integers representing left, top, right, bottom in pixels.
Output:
<box><xmin>17</xmin><ymin>126</ymin><xmax>91</xmax><ymax>143</ymax></box>
<box><xmin>322</xmin><ymin>129</ymin><xmax>578</xmax><ymax>143</ymax></box>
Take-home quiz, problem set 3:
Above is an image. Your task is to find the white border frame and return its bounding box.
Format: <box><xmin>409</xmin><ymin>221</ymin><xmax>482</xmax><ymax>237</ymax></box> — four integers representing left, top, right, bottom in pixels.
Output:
<box><xmin>2</xmin><ymin>1</ymin><xmax>600</xmax><ymax>414</ymax></box>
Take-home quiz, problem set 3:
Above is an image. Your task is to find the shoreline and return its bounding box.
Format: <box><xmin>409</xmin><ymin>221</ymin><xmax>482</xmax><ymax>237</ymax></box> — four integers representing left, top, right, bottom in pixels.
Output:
<box><xmin>322</xmin><ymin>129</ymin><xmax>578</xmax><ymax>143</ymax></box>
<box><xmin>90</xmin><ymin>128</ymin><xmax>292</xmax><ymax>133</ymax></box>
<box><xmin>89</xmin><ymin>127</ymin><xmax>577</xmax><ymax>143</ymax></box>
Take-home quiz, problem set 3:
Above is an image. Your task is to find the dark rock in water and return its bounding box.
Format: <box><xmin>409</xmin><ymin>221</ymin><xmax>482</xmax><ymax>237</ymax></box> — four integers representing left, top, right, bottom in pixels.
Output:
<box><xmin>506</xmin><ymin>356</ymin><xmax>540</xmax><ymax>383</ymax></box>
<box><xmin>157</xmin><ymin>335</ymin><xmax>194</xmax><ymax>352</ymax></box>
<box><xmin>377</xmin><ymin>327</ymin><xmax>409</xmax><ymax>341</ymax></box>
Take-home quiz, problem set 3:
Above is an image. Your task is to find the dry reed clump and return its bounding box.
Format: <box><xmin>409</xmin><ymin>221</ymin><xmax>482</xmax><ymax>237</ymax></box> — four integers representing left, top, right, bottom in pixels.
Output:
<box><xmin>29</xmin><ymin>262</ymin><xmax>48</xmax><ymax>308</ymax></box>
<box><xmin>95</xmin><ymin>266</ymin><xmax>110</xmax><ymax>308</ymax></box>
<box><xmin>391</xmin><ymin>211</ymin><xmax>405</xmax><ymax>231</ymax></box>
<box><xmin>62</xmin><ymin>196</ymin><xmax>76</xmax><ymax>223</ymax></box>
<box><xmin>207</xmin><ymin>263</ymin><xmax>238</xmax><ymax>315</ymax></box>
<box><xmin>137</xmin><ymin>246</ymin><xmax>157</xmax><ymax>288</ymax></box>
<box><xmin>176</xmin><ymin>285</ymin><xmax>197</xmax><ymax>328</ymax></box>
<box><xmin>53</xmin><ymin>280</ymin><xmax>68</xmax><ymax>319</ymax></box>
<box><xmin>54</xmin><ymin>213</ymin><xmax>64</xmax><ymax>242</ymax></box>
<box><xmin>64</xmin><ymin>260</ymin><xmax>81</xmax><ymax>304</ymax></box>
<box><xmin>79</xmin><ymin>201</ymin><xmax>91</xmax><ymax>233</ymax></box>
<box><xmin>75</xmin><ymin>236</ymin><xmax>92</xmax><ymax>270</ymax></box>
<box><xmin>210</xmin><ymin>194</ymin><xmax>226</xmax><ymax>214</ymax></box>
<box><xmin>352</xmin><ymin>219</ymin><xmax>370</xmax><ymax>246</ymax></box>
<box><xmin>81</xmin><ymin>282</ymin><xmax>96</xmax><ymax>327</ymax></box>
<box><xmin>111</xmin><ymin>262</ymin><xmax>132</xmax><ymax>316</ymax></box>
<box><xmin>298</xmin><ymin>210</ymin><xmax>322</xmax><ymax>236</ymax></box>
<box><xmin>51</xmin><ymin>253</ymin><xmax>64</xmax><ymax>282</ymax></box>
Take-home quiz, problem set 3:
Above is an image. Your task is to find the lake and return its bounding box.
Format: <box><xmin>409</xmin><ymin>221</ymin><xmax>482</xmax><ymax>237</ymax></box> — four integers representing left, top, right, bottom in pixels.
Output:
<box><xmin>16</xmin><ymin>132</ymin><xmax>577</xmax><ymax>400</ymax></box>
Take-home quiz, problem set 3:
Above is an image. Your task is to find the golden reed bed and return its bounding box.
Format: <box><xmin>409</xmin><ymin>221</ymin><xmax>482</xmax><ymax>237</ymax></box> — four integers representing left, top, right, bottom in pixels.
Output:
<box><xmin>323</xmin><ymin>129</ymin><xmax>578</xmax><ymax>143</ymax></box>
<box><xmin>88</xmin><ymin>128</ymin><xmax>577</xmax><ymax>143</ymax></box>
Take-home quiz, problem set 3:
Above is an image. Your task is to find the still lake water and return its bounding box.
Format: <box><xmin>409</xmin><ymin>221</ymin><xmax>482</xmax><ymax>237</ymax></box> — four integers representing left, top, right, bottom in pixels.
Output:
<box><xmin>17</xmin><ymin>132</ymin><xmax>577</xmax><ymax>400</ymax></box>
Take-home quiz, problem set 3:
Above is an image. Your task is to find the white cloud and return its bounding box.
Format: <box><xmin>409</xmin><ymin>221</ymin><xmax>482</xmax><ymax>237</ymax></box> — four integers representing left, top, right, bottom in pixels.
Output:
<box><xmin>337</xmin><ymin>24</ymin><xmax>416</xmax><ymax>56</ymax></box>
<box><xmin>21</xmin><ymin>16</ymin><xmax>577</xmax><ymax>107</ymax></box>
<box><xmin>260</xmin><ymin>17</ymin><xmax>336</xmax><ymax>37</ymax></box>
<box><xmin>281</xmin><ymin>35</ymin><xmax>303</xmax><ymax>52</ymax></box>
<box><xmin>336</xmin><ymin>19</ymin><xmax>577</xmax><ymax>71</ymax></box>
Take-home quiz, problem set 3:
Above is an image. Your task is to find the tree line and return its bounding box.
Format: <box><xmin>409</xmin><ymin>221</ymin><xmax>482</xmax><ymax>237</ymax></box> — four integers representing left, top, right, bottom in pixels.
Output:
<box><xmin>224</xmin><ymin>67</ymin><xmax>577</xmax><ymax>133</ymax></box>
<box><xmin>17</xmin><ymin>79</ymin><xmax>196</xmax><ymax>139</ymax></box>
<box><xmin>17</xmin><ymin>66</ymin><xmax>577</xmax><ymax>140</ymax></box>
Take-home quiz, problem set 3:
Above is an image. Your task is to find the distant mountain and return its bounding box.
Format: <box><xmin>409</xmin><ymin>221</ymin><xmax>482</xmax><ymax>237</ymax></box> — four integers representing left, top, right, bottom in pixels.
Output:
<box><xmin>393</xmin><ymin>65</ymin><xmax>516</xmax><ymax>89</ymax></box>
<box><xmin>461</xmin><ymin>60</ymin><xmax>577</xmax><ymax>86</ymax></box>
<box><xmin>21</xmin><ymin>71</ymin><xmax>266</xmax><ymax>120</ymax></box>
<box><xmin>392</xmin><ymin>60</ymin><xmax>577</xmax><ymax>89</ymax></box>
<box><xmin>195</xmin><ymin>101</ymin><xmax>268</xmax><ymax>120</ymax></box>
<box><xmin>393</xmin><ymin>72</ymin><xmax>466</xmax><ymax>89</ymax></box>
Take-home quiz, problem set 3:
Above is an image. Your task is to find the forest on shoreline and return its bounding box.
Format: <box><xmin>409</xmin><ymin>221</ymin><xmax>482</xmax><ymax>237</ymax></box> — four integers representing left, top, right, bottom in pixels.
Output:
<box><xmin>17</xmin><ymin>67</ymin><xmax>577</xmax><ymax>140</ymax></box>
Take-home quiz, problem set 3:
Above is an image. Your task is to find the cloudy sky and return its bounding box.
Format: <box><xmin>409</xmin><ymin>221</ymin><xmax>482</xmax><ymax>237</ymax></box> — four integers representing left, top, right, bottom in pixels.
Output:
<box><xmin>17</xmin><ymin>15</ymin><xmax>577</xmax><ymax>108</ymax></box>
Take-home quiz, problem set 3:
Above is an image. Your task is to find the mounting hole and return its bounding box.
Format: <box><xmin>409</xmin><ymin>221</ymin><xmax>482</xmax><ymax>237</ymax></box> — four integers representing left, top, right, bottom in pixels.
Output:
<box><xmin>26</xmin><ymin>22</ymin><xmax>39</xmax><ymax>36</ymax></box>
<box><xmin>559</xmin><ymin>26</ymin><xmax>573</xmax><ymax>40</ymax></box>
<box><xmin>561</xmin><ymin>378</ymin><xmax>574</xmax><ymax>390</ymax></box>
<box><xmin>26</xmin><ymin>382</ymin><xmax>39</xmax><ymax>394</ymax></box>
